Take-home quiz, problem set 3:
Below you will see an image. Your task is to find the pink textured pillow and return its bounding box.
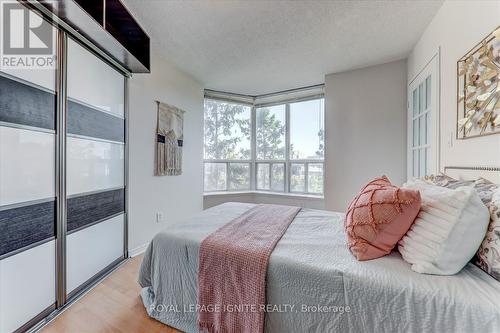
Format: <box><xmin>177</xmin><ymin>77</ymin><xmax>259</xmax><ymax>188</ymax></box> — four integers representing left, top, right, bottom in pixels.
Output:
<box><xmin>345</xmin><ymin>176</ymin><xmax>421</xmax><ymax>261</ymax></box>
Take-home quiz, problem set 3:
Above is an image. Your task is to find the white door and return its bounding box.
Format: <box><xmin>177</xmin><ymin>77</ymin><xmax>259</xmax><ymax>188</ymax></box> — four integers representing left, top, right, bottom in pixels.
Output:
<box><xmin>408</xmin><ymin>55</ymin><xmax>439</xmax><ymax>179</ymax></box>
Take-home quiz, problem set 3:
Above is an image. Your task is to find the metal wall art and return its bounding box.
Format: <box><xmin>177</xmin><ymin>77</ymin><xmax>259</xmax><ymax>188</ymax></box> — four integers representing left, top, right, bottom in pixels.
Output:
<box><xmin>457</xmin><ymin>26</ymin><xmax>500</xmax><ymax>139</ymax></box>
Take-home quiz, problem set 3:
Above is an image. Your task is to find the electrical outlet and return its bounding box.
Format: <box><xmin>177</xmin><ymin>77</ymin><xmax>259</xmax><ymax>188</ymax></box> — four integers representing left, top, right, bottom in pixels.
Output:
<box><xmin>156</xmin><ymin>212</ymin><xmax>164</xmax><ymax>223</ymax></box>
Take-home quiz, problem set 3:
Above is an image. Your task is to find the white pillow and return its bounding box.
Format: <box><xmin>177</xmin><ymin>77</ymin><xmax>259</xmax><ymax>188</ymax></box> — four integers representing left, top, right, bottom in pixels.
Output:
<box><xmin>398</xmin><ymin>178</ymin><xmax>489</xmax><ymax>275</ymax></box>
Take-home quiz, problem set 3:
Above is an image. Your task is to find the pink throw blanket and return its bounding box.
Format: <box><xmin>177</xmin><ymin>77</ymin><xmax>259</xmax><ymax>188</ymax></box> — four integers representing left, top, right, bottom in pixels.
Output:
<box><xmin>197</xmin><ymin>204</ymin><xmax>301</xmax><ymax>333</ymax></box>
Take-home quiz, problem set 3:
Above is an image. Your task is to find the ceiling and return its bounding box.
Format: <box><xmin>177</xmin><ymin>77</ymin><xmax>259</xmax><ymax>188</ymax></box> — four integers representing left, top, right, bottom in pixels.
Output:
<box><xmin>123</xmin><ymin>0</ymin><xmax>443</xmax><ymax>95</ymax></box>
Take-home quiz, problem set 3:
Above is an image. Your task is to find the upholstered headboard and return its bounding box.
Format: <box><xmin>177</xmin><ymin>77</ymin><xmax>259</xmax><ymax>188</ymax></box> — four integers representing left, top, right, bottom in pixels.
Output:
<box><xmin>444</xmin><ymin>166</ymin><xmax>500</xmax><ymax>183</ymax></box>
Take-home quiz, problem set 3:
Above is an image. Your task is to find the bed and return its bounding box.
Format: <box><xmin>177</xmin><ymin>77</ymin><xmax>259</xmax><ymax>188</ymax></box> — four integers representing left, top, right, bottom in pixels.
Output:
<box><xmin>139</xmin><ymin>201</ymin><xmax>500</xmax><ymax>333</ymax></box>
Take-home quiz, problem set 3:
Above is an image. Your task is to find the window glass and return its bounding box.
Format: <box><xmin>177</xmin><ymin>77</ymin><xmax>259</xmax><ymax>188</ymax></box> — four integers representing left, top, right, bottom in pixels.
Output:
<box><xmin>425</xmin><ymin>76</ymin><xmax>431</xmax><ymax>109</ymax></box>
<box><xmin>419</xmin><ymin>117</ymin><xmax>424</xmax><ymax>146</ymax></box>
<box><xmin>204</xmin><ymin>163</ymin><xmax>226</xmax><ymax>191</ymax></box>
<box><xmin>418</xmin><ymin>83</ymin><xmax>424</xmax><ymax>114</ymax></box>
<box><xmin>271</xmin><ymin>163</ymin><xmax>285</xmax><ymax>192</ymax></box>
<box><xmin>419</xmin><ymin>149</ymin><xmax>426</xmax><ymax>178</ymax></box>
<box><xmin>256</xmin><ymin>105</ymin><xmax>285</xmax><ymax>160</ymax></box>
<box><xmin>426</xmin><ymin>148</ymin><xmax>430</xmax><ymax>176</ymax></box>
<box><xmin>308</xmin><ymin>163</ymin><xmax>324</xmax><ymax>194</ymax></box>
<box><xmin>228</xmin><ymin>163</ymin><xmax>250</xmax><ymax>190</ymax></box>
<box><xmin>256</xmin><ymin>163</ymin><xmax>270</xmax><ymax>190</ymax></box>
<box><xmin>413</xmin><ymin>150</ymin><xmax>418</xmax><ymax>177</ymax></box>
<box><xmin>425</xmin><ymin>112</ymin><xmax>430</xmax><ymax>145</ymax></box>
<box><xmin>289</xmin><ymin>99</ymin><xmax>325</xmax><ymax>160</ymax></box>
<box><xmin>290</xmin><ymin>163</ymin><xmax>305</xmax><ymax>192</ymax></box>
<box><xmin>413</xmin><ymin>119</ymin><xmax>418</xmax><ymax>147</ymax></box>
<box><xmin>204</xmin><ymin>99</ymin><xmax>251</xmax><ymax>160</ymax></box>
<box><xmin>412</xmin><ymin>89</ymin><xmax>418</xmax><ymax>116</ymax></box>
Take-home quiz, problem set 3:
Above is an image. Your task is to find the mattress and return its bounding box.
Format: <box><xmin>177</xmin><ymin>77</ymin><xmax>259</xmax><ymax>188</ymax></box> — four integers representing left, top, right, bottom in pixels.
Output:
<box><xmin>139</xmin><ymin>202</ymin><xmax>500</xmax><ymax>333</ymax></box>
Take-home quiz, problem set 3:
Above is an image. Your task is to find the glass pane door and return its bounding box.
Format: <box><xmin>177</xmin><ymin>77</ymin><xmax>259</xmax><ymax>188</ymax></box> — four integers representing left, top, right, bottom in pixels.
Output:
<box><xmin>410</xmin><ymin>75</ymin><xmax>432</xmax><ymax>178</ymax></box>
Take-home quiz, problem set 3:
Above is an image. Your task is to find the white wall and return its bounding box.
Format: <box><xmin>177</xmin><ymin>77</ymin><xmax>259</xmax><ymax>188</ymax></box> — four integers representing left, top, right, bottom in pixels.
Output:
<box><xmin>408</xmin><ymin>0</ymin><xmax>500</xmax><ymax>169</ymax></box>
<box><xmin>324</xmin><ymin>60</ymin><xmax>407</xmax><ymax>211</ymax></box>
<box><xmin>128</xmin><ymin>53</ymin><xmax>204</xmax><ymax>253</ymax></box>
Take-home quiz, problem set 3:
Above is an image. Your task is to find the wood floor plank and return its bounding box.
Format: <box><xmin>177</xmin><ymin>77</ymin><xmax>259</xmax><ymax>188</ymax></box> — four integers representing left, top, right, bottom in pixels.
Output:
<box><xmin>41</xmin><ymin>255</ymin><xmax>182</xmax><ymax>333</ymax></box>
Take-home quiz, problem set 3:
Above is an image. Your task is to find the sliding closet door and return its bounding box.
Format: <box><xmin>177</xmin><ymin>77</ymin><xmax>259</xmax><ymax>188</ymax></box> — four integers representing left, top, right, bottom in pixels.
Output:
<box><xmin>0</xmin><ymin>26</ymin><xmax>57</xmax><ymax>333</ymax></box>
<box><xmin>65</xmin><ymin>38</ymin><xmax>125</xmax><ymax>296</ymax></box>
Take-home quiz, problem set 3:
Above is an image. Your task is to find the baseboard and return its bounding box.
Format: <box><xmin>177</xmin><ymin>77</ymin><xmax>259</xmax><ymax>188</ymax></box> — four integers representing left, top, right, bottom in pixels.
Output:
<box><xmin>128</xmin><ymin>243</ymin><xmax>148</xmax><ymax>257</ymax></box>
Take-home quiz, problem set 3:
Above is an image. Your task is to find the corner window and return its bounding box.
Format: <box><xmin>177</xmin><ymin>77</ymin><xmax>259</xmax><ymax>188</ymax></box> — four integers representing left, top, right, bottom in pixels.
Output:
<box><xmin>203</xmin><ymin>96</ymin><xmax>325</xmax><ymax>195</ymax></box>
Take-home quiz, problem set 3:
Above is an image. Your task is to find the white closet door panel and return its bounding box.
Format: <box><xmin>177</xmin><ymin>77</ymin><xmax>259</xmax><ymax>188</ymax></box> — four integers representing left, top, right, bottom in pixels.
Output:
<box><xmin>0</xmin><ymin>68</ymin><xmax>55</xmax><ymax>93</ymax></box>
<box><xmin>67</xmin><ymin>137</ymin><xmax>124</xmax><ymax>196</ymax></box>
<box><xmin>0</xmin><ymin>126</ymin><xmax>55</xmax><ymax>206</ymax></box>
<box><xmin>67</xmin><ymin>214</ymin><xmax>124</xmax><ymax>293</ymax></box>
<box><xmin>0</xmin><ymin>9</ymin><xmax>56</xmax><ymax>93</ymax></box>
<box><xmin>67</xmin><ymin>39</ymin><xmax>124</xmax><ymax>118</ymax></box>
<box><xmin>0</xmin><ymin>241</ymin><xmax>55</xmax><ymax>333</ymax></box>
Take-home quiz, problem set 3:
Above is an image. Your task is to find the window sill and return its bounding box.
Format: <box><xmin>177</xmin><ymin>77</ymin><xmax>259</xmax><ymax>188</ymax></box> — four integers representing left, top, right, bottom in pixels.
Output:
<box><xmin>203</xmin><ymin>191</ymin><xmax>324</xmax><ymax>200</ymax></box>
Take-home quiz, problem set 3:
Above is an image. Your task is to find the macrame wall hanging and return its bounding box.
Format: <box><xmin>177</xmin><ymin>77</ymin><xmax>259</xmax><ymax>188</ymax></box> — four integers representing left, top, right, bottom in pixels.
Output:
<box><xmin>155</xmin><ymin>101</ymin><xmax>185</xmax><ymax>176</ymax></box>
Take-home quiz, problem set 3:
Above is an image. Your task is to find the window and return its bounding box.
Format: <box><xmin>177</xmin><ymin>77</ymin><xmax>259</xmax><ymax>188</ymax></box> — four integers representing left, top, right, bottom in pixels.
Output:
<box><xmin>255</xmin><ymin>104</ymin><xmax>286</xmax><ymax>193</ymax></box>
<box><xmin>290</xmin><ymin>163</ymin><xmax>305</xmax><ymax>192</ymax></box>
<box><xmin>271</xmin><ymin>163</ymin><xmax>285</xmax><ymax>192</ymax></box>
<box><xmin>256</xmin><ymin>105</ymin><xmax>285</xmax><ymax>160</ymax></box>
<box><xmin>203</xmin><ymin>99</ymin><xmax>251</xmax><ymax>160</ymax></box>
<box><xmin>204</xmin><ymin>96</ymin><xmax>325</xmax><ymax>195</ymax></box>
<box><xmin>228</xmin><ymin>163</ymin><xmax>251</xmax><ymax>190</ymax></box>
<box><xmin>256</xmin><ymin>163</ymin><xmax>285</xmax><ymax>191</ymax></box>
<box><xmin>204</xmin><ymin>163</ymin><xmax>226</xmax><ymax>191</ymax></box>
<box><xmin>290</xmin><ymin>99</ymin><xmax>325</xmax><ymax>160</ymax></box>
<box><xmin>308</xmin><ymin>163</ymin><xmax>324</xmax><ymax>194</ymax></box>
<box><xmin>287</xmin><ymin>99</ymin><xmax>325</xmax><ymax>193</ymax></box>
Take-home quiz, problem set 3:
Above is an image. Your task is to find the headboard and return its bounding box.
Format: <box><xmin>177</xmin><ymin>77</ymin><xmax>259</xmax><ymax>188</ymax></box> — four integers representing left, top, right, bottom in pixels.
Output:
<box><xmin>443</xmin><ymin>166</ymin><xmax>500</xmax><ymax>183</ymax></box>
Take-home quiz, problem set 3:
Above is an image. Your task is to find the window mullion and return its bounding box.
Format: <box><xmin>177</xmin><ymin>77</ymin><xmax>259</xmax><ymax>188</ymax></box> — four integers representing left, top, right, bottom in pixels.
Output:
<box><xmin>250</xmin><ymin>105</ymin><xmax>256</xmax><ymax>190</ymax></box>
<box><xmin>226</xmin><ymin>162</ymin><xmax>230</xmax><ymax>191</ymax></box>
<box><xmin>285</xmin><ymin>103</ymin><xmax>290</xmax><ymax>193</ymax></box>
<box><xmin>304</xmin><ymin>163</ymin><xmax>309</xmax><ymax>194</ymax></box>
<box><xmin>322</xmin><ymin>162</ymin><xmax>325</xmax><ymax>194</ymax></box>
<box><xmin>268</xmin><ymin>163</ymin><xmax>272</xmax><ymax>190</ymax></box>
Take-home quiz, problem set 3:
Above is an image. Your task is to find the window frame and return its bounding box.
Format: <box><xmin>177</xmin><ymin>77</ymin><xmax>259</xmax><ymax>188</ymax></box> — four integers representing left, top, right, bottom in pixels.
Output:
<box><xmin>203</xmin><ymin>95</ymin><xmax>325</xmax><ymax>196</ymax></box>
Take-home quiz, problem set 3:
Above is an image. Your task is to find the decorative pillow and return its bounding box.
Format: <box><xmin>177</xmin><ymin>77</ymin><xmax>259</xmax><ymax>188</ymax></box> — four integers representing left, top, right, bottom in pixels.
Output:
<box><xmin>399</xmin><ymin>179</ymin><xmax>489</xmax><ymax>275</ymax></box>
<box><xmin>473</xmin><ymin>179</ymin><xmax>500</xmax><ymax>281</ymax></box>
<box><xmin>344</xmin><ymin>176</ymin><xmax>421</xmax><ymax>261</ymax></box>
<box><xmin>472</xmin><ymin>177</ymin><xmax>499</xmax><ymax>207</ymax></box>
<box><xmin>424</xmin><ymin>173</ymin><xmax>475</xmax><ymax>189</ymax></box>
<box><xmin>422</xmin><ymin>175</ymin><xmax>500</xmax><ymax>280</ymax></box>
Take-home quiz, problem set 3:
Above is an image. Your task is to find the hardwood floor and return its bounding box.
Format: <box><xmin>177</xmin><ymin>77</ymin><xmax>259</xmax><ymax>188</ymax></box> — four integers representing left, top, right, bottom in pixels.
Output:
<box><xmin>41</xmin><ymin>255</ymin><xmax>182</xmax><ymax>333</ymax></box>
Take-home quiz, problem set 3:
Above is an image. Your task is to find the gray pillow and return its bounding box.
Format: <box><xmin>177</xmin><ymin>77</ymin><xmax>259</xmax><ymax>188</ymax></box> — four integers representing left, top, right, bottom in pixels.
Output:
<box><xmin>474</xmin><ymin>181</ymin><xmax>500</xmax><ymax>282</ymax></box>
<box><xmin>424</xmin><ymin>173</ymin><xmax>475</xmax><ymax>189</ymax></box>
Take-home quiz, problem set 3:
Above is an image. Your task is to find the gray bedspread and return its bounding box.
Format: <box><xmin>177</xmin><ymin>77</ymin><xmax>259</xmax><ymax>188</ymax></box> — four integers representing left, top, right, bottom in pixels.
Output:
<box><xmin>139</xmin><ymin>202</ymin><xmax>500</xmax><ymax>333</ymax></box>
